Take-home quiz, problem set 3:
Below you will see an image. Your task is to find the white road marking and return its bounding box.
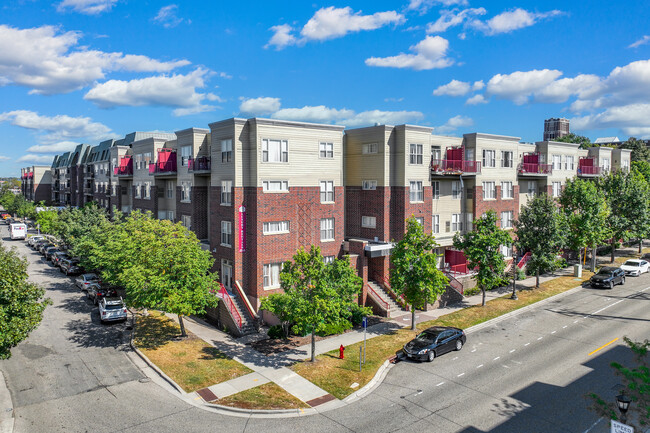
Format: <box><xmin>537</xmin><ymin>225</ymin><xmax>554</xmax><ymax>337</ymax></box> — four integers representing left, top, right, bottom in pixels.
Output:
<box><xmin>524</xmin><ymin>343</ymin><xmax>530</xmax><ymax>346</ymax></box>
<box><xmin>476</xmin><ymin>364</ymin><xmax>483</xmax><ymax>369</ymax></box>
<box><xmin>537</xmin><ymin>337</ymin><xmax>543</xmax><ymax>340</ymax></box>
<box><xmin>574</xmin><ymin>320</ymin><xmax>579</xmax><ymax>323</ymax></box>
<box><xmin>582</xmin><ymin>416</ymin><xmax>603</xmax><ymax>433</ymax></box>
<box><xmin>588</xmin><ymin>299</ymin><xmax>623</xmax><ymax>317</ymax></box>
<box><xmin>457</xmin><ymin>373</ymin><xmax>465</xmax><ymax>377</ymax></box>
<box><xmin>509</xmin><ymin>349</ymin><xmax>515</xmax><ymax>353</ymax></box>
<box><xmin>452</xmin><ymin>357</ymin><xmax>458</xmax><ymax>360</ymax></box>
<box><xmin>551</xmin><ymin>331</ymin><xmax>556</xmax><ymax>334</ymax></box>
<box><xmin>471</xmin><ymin>349</ymin><xmax>476</xmax><ymax>352</ymax></box>
<box><xmin>563</xmin><ymin>325</ymin><xmax>568</xmax><ymax>329</ymax></box>
<box><xmin>502</xmin><ymin>365</ymin><xmax>510</xmax><ymax>369</ymax></box>
<box><xmin>436</xmin><ymin>382</ymin><xmax>444</xmax><ymax>386</ymax></box>
<box><xmin>493</xmin><ymin>356</ymin><xmax>500</xmax><ymax>361</ymax></box>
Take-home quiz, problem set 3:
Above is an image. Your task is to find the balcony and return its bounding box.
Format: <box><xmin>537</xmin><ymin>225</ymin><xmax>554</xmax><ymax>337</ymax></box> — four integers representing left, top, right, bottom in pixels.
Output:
<box><xmin>149</xmin><ymin>150</ymin><xmax>177</xmax><ymax>176</ymax></box>
<box><xmin>577</xmin><ymin>157</ymin><xmax>602</xmax><ymax>177</ymax></box>
<box><xmin>431</xmin><ymin>159</ymin><xmax>481</xmax><ymax>175</ymax></box>
<box><xmin>517</xmin><ymin>163</ymin><xmax>552</xmax><ymax>176</ymax></box>
<box><xmin>188</xmin><ymin>156</ymin><xmax>211</xmax><ymax>174</ymax></box>
<box><xmin>114</xmin><ymin>166</ymin><xmax>133</xmax><ymax>176</ymax></box>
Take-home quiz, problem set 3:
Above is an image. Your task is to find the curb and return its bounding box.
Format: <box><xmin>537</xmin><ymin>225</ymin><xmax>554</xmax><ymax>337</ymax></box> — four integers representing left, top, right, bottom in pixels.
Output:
<box><xmin>0</xmin><ymin>371</ymin><xmax>14</xmax><ymax>433</ymax></box>
<box><xmin>343</xmin><ymin>360</ymin><xmax>393</xmax><ymax>404</ymax></box>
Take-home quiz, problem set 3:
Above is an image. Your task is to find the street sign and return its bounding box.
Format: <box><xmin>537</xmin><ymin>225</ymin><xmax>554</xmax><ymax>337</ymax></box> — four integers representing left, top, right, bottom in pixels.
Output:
<box><xmin>611</xmin><ymin>419</ymin><xmax>634</xmax><ymax>433</ymax></box>
<box><xmin>362</xmin><ymin>317</ymin><xmax>368</xmax><ymax>329</ymax></box>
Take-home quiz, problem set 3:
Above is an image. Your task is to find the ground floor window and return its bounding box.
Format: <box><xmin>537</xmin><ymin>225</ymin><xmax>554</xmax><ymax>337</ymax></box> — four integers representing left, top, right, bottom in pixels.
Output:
<box><xmin>263</xmin><ymin>263</ymin><xmax>282</xmax><ymax>288</ymax></box>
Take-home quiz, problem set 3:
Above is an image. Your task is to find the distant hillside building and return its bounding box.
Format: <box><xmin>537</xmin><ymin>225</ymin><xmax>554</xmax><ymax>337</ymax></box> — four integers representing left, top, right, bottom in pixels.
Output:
<box><xmin>594</xmin><ymin>137</ymin><xmax>623</xmax><ymax>146</ymax></box>
<box><xmin>543</xmin><ymin>118</ymin><xmax>570</xmax><ymax>141</ymax></box>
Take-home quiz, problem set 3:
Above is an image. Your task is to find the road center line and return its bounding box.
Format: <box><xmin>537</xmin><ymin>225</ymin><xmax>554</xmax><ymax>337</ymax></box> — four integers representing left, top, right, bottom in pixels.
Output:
<box><xmin>563</xmin><ymin>325</ymin><xmax>568</xmax><ymax>328</ymax></box>
<box><xmin>476</xmin><ymin>364</ymin><xmax>483</xmax><ymax>369</ymax></box>
<box><xmin>457</xmin><ymin>373</ymin><xmax>465</xmax><ymax>377</ymax></box>
<box><xmin>524</xmin><ymin>343</ymin><xmax>530</xmax><ymax>346</ymax></box>
<box><xmin>551</xmin><ymin>331</ymin><xmax>556</xmax><ymax>334</ymax></box>
<box><xmin>493</xmin><ymin>356</ymin><xmax>500</xmax><ymax>361</ymax></box>
<box><xmin>574</xmin><ymin>320</ymin><xmax>579</xmax><ymax>323</ymax></box>
<box><xmin>588</xmin><ymin>338</ymin><xmax>619</xmax><ymax>356</ymax></box>
<box><xmin>509</xmin><ymin>349</ymin><xmax>515</xmax><ymax>353</ymax></box>
<box><xmin>436</xmin><ymin>382</ymin><xmax>444</xmax><ymax>386</ymax></box>
<box><xmin>588</xmin><ymin>300</ymin><xmax>623</xmax><ymax>317</ymax></box>
<box><xmin>537</xmin><ymin>337</ymin><xmax>543</xmax><ymax>340</ymax></box>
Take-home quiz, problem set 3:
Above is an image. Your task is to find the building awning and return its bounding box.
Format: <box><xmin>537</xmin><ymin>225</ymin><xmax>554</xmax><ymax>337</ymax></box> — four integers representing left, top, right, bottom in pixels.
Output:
<box><xmin>364</xmin><ymin>242</ymin><xmax>394</xmax><ymax>258</ymax></box>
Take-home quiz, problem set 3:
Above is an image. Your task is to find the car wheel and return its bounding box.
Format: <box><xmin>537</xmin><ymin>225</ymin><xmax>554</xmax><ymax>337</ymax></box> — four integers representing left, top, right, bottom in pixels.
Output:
<box><xmin>621</xmin><ymin>277</ymin><xmax>625</xmax><ymax>285</ymax></box>
<box><xmin>609</xmin><ymin>281</ymin><xmax>614</xmax><ymax>290</ymax></box>
<box><xmin>93</xmin><ymin>297</ymin><xmax>98</xmax><ymax>305</ymax></box>
<box><xmin>455</xmin><ymin>339</ymin><xmax>463</xmax><ymax>351</ymax></box>
<box><xmin>427</xmin><ymin>351</ymin><xmax>435</xmax><ymax>362</ymax></box>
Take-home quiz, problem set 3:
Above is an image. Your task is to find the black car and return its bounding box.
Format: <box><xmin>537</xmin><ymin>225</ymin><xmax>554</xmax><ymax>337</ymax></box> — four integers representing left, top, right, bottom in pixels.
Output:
<box><xmin>44</xmin><ymin>247</ymin><xmax>61</xmax><ymax>261</ymax></box>
<box><xmin>590</xmin><ymin>267</ymin><xmax>625</xmax><ymax>289</ymax></box>
<box><xmin>60</xmin><ymin>258</ymin><xmax>82</xmax><ymax>276</ymax></box>
<box><xmin>32</xmin><ymin>239</ymin><xmax>49</xmax><ymax>250</ymax></box>
<box><xmin>86</xmin><ymin>283</ymin><xmax>118</xmax><ymax>305</ymax></box>
<box><xmin>403</xmin><ymin>326</ymin><xmax>466</xmax><ymax>362</ymax></box>
<box><xmin>39</xmin><ymin>242</ymin><xmax>54</xmax><ymax>254</ymax></box>
<box><xmin>52</xmin><ymin>252</ymin><xmax>70</xmax><ymax>267</ymax></box>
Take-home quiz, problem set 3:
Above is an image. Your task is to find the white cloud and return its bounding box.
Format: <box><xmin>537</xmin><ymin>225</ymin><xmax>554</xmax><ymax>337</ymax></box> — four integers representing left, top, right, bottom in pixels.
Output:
<box><xmin>426</xmin><ymin>8</ymin><xmax>486</xmax><ymax>33</ymax></box>
<box><xmin>0</xmin><ymin>110</ymin><xmax>113</xmax><ymax>143</ymax></box>
<box><xmin>572</xmin><ymin>104</ymin><xmax>650</xmax><ymax>137</ymax></box>
<box><xmin>472</xmin><ymin>80</ymin><xmax>484</xmax><ymax>91</ymax></box>
<box><xmin>471</xmin><ymin>8</ymin><xmax>563</xmax><ymax>35</ymax></box>
<box><xmin>343</xmin><ymin>110</ymin><xmax>424</xmax><ymax>127</ymax></box>
<box><xmin>17</xmin><ymin>154</ymin><xmax>58</xmax><ymax>164</ymax></box>
<box><xmin>26</xmin><ymin>141</ymin><xmax>79</xmax><ymax>153</ymax></box>
<box><xmin>272</xmin><ymin>106</ymin><xmax>354</xmax><ymax>123</ymax></box>
<box><xmin>239</xmin><ymin>97</ymin><xmax>282</xmax><ymax>116</ymax></box>
<box><xmin>153</xmin><ymin>5</ymin><xmax>187</xmax><ymax>28</ymax></box>
<box><xmin>408</xmin><ymin>0</ymin><xmax>469</xmax><ymax>14</ymax></box>
<box><xmin>0</xmin><ymin>156</ymin><xmax>10</xmax><ymax>161</ymax></box>
<box><xmin>365</xmin><ymin>36</ymin><xmax>453</xmax><ymax>70</ymax></box>
<box><xmin>466</xmin><ymin>94</ymin><xmax>487</xmax><ymax>105</ymax></box>
<box><xmin>534</xmin><ymin>74</ymin><xmax>601</xmax><ymax>103</ymax></box>
<box><xmin>435</xmin><ymin>115</ymin><xmax>473</xmax><ymax>134</ymax></box>
<box><xmin>0</xmin><ymin>24</ymin><xmax>190</xmax><ymax>94</ymax></box>
<box><xmin>265</xmin><ymin>7</ymin><xmax>404</xmax><ymax>50</ymax></box>
<box><xmin>384</xmin><ymin>97</ymin><xmax>404</xmax><ymax>102</ymax></box>
<box><xmin>57</xmin><ymin>0</ymin><xmax>116</xmax><ymax>15</ymax></box>
<box><xmin>84</xmin><ymin>68</ymin><xmax>217</xmax><ymax>116</ymax></box>
<box><xmin>629</xmin><ymin>35</ymin><xmax>650</xmax><ymax>49</ymax></box>
<box><xmin>433</xmin><ymin>79</ymin><xmax>471</xmax><ymax>96</ymax></box>
<box><xmin>486</xmin><ymin>69</ymin><xmax>563</xmax><ymax>104</ymax></box>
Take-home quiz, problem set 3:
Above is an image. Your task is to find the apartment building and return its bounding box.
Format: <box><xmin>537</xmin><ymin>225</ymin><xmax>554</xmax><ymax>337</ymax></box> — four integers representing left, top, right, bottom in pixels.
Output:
<box><xmin>50</xmin><ymin>152</ymin><xmax>71</xmax><ymax>205</ymax></box>
<box><xmin>20</xmin><ymin>166</ymin><xmax>52</xmax><ymax>203</ymax></box>
<box><xmin>543</xmin><ymin>117</ymin><xmax>570</xmax><ymax>141</ymax></box>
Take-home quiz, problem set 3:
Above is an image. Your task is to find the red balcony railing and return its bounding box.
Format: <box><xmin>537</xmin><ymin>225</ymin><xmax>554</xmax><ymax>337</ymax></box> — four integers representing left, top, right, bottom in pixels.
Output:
<box><xmin>188</xmin><ymin>156</ymin><xmax>211</xmax><ymax>172</ymax></box>
<box><xmin>578</xmin><ymin>165</ymin><xmax>602</xmax><ymax>175</ymax></box>
<box><xmin>114</xmin><ymin>166</ymin><xmax>133</xmax><ymax>176</ymax></box>
<box><xmin>149</xmin><ymin>152</ymin><xmax>177</xmax><ymax>175</ymax></box>
<box><xmin>518</xmin><ymin>163</ymin><xmax>552</xmax><ymax>174</ymax></box>
<box><xmin>431</xmin><ymin>159</ymin><xmax>482</xmax><ymax>174</ymax></box>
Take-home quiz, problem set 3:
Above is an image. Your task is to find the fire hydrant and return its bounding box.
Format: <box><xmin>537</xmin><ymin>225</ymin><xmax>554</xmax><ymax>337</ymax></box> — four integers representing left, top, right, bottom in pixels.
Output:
<box><xmin>339</xmin><ymin>344</ymin><xmax>345</xmax><ymax>359</ymax></box>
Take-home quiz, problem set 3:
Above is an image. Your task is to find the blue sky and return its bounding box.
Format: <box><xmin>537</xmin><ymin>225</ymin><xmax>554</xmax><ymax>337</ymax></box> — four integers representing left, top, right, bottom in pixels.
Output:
<box><xmin>1</xmin><ymin>0</ymin><xmax>649</xmax><ymax>176</ymax></box>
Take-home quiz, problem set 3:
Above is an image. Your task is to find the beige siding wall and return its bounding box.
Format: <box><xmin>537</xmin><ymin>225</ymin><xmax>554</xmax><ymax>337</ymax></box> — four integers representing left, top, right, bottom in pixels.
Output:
<box><xmin>344</xmin><ymin>125</ymin><xmax>390</xmax><ymax>187</ymax></box>
<box><xmin>209</xmin><ymin>119</ymin><xmax>241</xmax><ymax>187</ymax></box>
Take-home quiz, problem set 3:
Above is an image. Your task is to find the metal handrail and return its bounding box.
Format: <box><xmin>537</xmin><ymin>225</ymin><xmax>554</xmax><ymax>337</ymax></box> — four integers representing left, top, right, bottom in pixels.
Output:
<box><xmin>234</xmin><ymin>280</ymin><xmax>258</xmax><ymax>321</ymax></box>
<box><xmin>382</xmin><ymin>277</ymin><xmax>410</xmax><ymax>311</ymax></box>
<box><xmin>517</xmin><ymin>252</ymin><xmax>532</xmax><ymax>269</ymax></box>
<box><xmin>518</xmin><ymin>163</ymin><xmax>552</xmax><ymax>174</ymax></box>
<box><xmin>366</xmin><ymin>283</ymin><xmax>390</xmax><ymax>311</ymax></box>
<box><xmin>430</xmin><ymin>159</ymin><xmax>482</xmax><ymax>174</ymax></box>
<box><xmin>218</xmin><ymin>283</ymin><xmax>242</xmax><ymax>329</ymax></box>
<box><xmin>442</xmin><ymin>272</ymin><xmax>464</xmax><ymax>296</ymax></box>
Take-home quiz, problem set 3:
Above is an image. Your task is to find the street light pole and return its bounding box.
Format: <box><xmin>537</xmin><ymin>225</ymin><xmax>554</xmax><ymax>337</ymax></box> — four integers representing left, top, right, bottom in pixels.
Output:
<box><xmin>510</xmin><ymin>249</ymin><xmax>518</xmax><ymax>300</ymax></box>
<box><xmin>616</xmin><ymin>392</ymin><xmax>631</xmax><ymax>425</ymax></box>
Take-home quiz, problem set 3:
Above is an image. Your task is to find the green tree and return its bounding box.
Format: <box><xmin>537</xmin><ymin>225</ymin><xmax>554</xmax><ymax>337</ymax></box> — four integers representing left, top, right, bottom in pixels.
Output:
<box><xmin>0</xmin><ymin>243</ymin><xmax>51</xmax><ymax>359</ymax></box>
<box><xmin>35</xmin><ymin>209</ymin><xmax>59</xmax><ymax>234</ymax></box>
<box><xmin>0</xmin><ymin>191</ymin><xmax>16</xmax><ymax>213</ymax></box>
<box><xmin>555</xmin><ymin>133</ymin><xmax>593</xmax><ymax>149</ymax></box>
<box><xmin>559</xmin><ymin>178</ymin><xmax>611</xmax><ymax>271</ymax></box>
<box><xmin>588</xmin><ymin>338</ymin><xmax>649</xmax><ymax>430</ymax></box>
<box><xmin>514</xmin><ymin>194</ymin><xmax>567</xmax><ymax>287</ymax></box>
<box><xmin>55</xmin><ymin>203</ymin><xmax>109</xmax><ymax>253</ymax></box>
<box><xmin>391</xmin><ymin>217</ymin><xmax>448</xmax><ymax>330</ymax></box>
<box><xmin>632</xmin><ymin>160</ymin><xmax>650</xmax><ymax>184</ymax></box>
<box><xmin>259</xmin><ymin>293</ymin><xmax>294</xmax><ymax>339</ymax></box>
<box><xmin>621</xmin><ymin>137</ymin><xmax>650</xmax><ymax>162</ymax></box>
<box><xmin>453</xmin><ymin>210</ymin><xmax>512</xmax><ymax>306</ymax></box>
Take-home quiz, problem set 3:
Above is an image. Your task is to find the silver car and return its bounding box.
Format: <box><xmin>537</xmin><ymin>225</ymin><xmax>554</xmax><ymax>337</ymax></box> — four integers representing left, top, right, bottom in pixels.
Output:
<box><xmin>75</xmin><ymin>273</ymin><xmax>100</xmax><ymax>291</ymax></box>
<box><xmin>98</xmin><ymin>297</ymin><xmax>128</xmax><ymax>323</ymax></box>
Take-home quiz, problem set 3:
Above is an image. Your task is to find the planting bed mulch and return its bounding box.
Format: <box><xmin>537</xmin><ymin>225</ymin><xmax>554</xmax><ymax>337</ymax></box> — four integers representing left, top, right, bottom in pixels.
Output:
<box><xmin>248</xmin><ymin>315</ymin><xmax>385</xmax><ymax>356</ymax></box>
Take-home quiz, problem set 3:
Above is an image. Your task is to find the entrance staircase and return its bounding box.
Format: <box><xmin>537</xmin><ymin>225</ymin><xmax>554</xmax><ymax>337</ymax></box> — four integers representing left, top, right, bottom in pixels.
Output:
<box><xmin>218</xmin><ymin>282</ymin><xmax>260</xmax><ymax>337</ymax></box>
<box><xmin>366</xmin><ymin>280</ymin><xmax>408</xmax><ymax>318</ymax></box>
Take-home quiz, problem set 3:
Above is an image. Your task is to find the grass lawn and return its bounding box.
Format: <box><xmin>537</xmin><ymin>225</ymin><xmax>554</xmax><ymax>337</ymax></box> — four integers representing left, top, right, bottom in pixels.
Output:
<box><xmin>133</xmin><ymin>312</ymin><xmax>252</xmax><ymax>393</ymax></box>
<box><xmin>292</xmin><ymin>266</ymin><xmax>599</xmax><ymax>400</ymax></box>
<box><xmin>216</xmin><ymin>383</ymin><xmax>310</xmax><ymax>410</ymax></box>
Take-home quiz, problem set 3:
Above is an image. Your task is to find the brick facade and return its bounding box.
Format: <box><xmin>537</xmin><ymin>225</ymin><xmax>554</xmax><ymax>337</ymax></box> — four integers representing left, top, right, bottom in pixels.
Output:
<box><xmin>473</xmin><ymin>185</ymin><xmax>520</xmax><ymax>227</ymax></box>
<box><xmin>176</xmin><ymin>186</ymin><xmax>209</xmax><ymax>240</ymax></box>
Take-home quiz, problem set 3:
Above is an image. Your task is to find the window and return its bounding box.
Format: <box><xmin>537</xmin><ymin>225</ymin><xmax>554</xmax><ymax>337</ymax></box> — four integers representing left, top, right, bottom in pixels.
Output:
<box><xmin>482</xmin><ymin>181</ymin><xmax>495</xmax><ymax>199</ymax></box>
<box><xmin>180</xmin><ymin>145</ymin><xmax>192</xmax><ymax>167</ymax></box>
<box><xmin>552</xmin><ymin>155</ymin><xmax>562</xmax><ymax>170</ymax></box>
<box><xmin>263</xmin><ymin>263</ymin><xmax>282</xmax><ymax>288</ymax></box>
<box><xmin>221</xmin><ymin>260</ymin><xmax>232</xmax><ymax>290</ymax></box>
<box><xmin>112</xmin><ymin>185</ymin><xmax>117</xmax><ymax>196</ymax></box>
<box><xmin>320</xmin><ymin>181</ymin><xmax>334</xmax><ymax>203</ymax></box>
<box><xmin>431</xmin><ymin>145</ymin><xmax>441</xmax><ymax>162</ymax></box>
<box><xmin>180</xmin><ymin>181</ymin><xmax>192</xmax><ymax>202</ymax></box>
<box><xmin>262</xmin><ymin>139</ymin><xmax>288</xmax><ymax>162</ymax></box>
<box><xmin>432</xmin><ymin>181</ymin><xmax>440</xmax><ymax>200</ymax></box>
<box><xmin>320</xmin><ymin>218</ymin><xmax>334</xmax><ymax>241</ymax></box>
<box><xmin>134</xmin><ymin>154</ymin><xmax>143</xmax><ymax>170</ymax></box>
<box><xmin>482</xmin><ymin>149</ymin><xmax>496</xmax><ymax>168</ymax></box>
<box><xmin>602</xmin><ymin>158</ymin><xmax>610</xmax><ymax>172</ymax></box>
<box><xmin>262</xmin><ymin>180</ymin><xmax>289</xmax><ymax>192</ymax></box>
<box><xmin>415</xmin><ymin>217</ymin><xmax>424</xmax><ymax>226</ymax></box>
<box><xmin>144</xmin><ymin>182</ymin><xmax>151</xmax><ymax>199</ymax></box>
<box><xmin>362</xmin><ymin>216</ymin><xmax>376</xmax><ymax>228</ymax></box>
<box><xmin>181</xmin><ymin>215</ymin><xmax>191</xmax><ymax>230</ymax></box>
<box><xmin>501</xmin><ymin>181</ymin><xmax>513</xmax><ymax>199</ymax></box>
<box><xmin>362</xmin><ymin>143</ymin><xmax>378</xmax><ymax>154</ymax></box>
<box><xmin>409</xmin><ymin>181</ymin><xmax>423</xmax><ymax>202</ymax></box>
<box><xmin>263</xmin><ymin>221</ymin><xmax>290</xmax><ymax>234</ymax></box>
<box><xmin>221</xmin><ymin>221</ymin><xmax>232</xmax><ymax>247</ymax></box>
<box><xmin>323</xmin><ymin>256</ymin><xmax>335</xmax><ymax>265</ymax></box>
<box><xmin>432</xmin><ymin>215</ymin><xmax>440</xmax><ymax>234</ymax></box>
<box><xmin>527</xmin><ymin>181</ymin><xmax>537</xmax><ymax>197</ymax></box>
<box><xmin>565</xmin><ymin>155</ymin><xmax>575</xmax><ymax>170</ymax></box>
<box><xmin>362</xmin><ymin>180</ymin><xmax>377</xmax><ymax>190</ymax></box>
<box><xmin>452</xmin><ymin>213</ymin><xmax>463</xmax><ymax>232</ymax></box>
<box><xmin>501</xmin><ymin>151</ymin><xmax>513</xmax><ymax>168</ymax></box>
<box><xmin>221</xmin><ymin>139</ymin><xmax>233</xmax><ymax>163</ymax></box>
<box><xmin>552</xmin><ymin>182</ymin><xmax>562</xmax><ymax>198</ymax></box>
<box><xmin>221</xmin><ymin>180</ymin><xmax>232</xmax><ymax>205</ymax></box>
<box><xmin>409</xmin><ymin>143</ymin><xmax>423</xmax><ymax>165</ymax></box>
<box><xmin>143</xmin><ymin>152</ymin><xmax>152</xmax><ymax>168</ymax></box>
<box><xmin>452</xmin><ymin>181</ymin><xmax>462</xmax><ymax>199</ymax></box>
<box><xmin>501</xmin><ymin>211</ymin><xmax>513</xmax><ymax>229</ymax></box>
<box><xmin>319</xmin><ymin>142</ymin><xmax>333</xmax><ymax>158</ymax></box>
<box><xmin>166</xmin><ymin>180</ymin><xmax>174</xmax><ymax>199</ymax></box>
<box><xmin>465</xmin><ymin>213</ymin><xmax>474</xmax><ymax>231</ymax></box>
<box><xmin>501</xmin><ymin>245</ymin><xmax>513</xmax><ymax>257</ymax></box>
<box><xmin>622</xmin><ymin>159</ymin><xmax>629</xmax><ymax>171</ymax></box>
<box><xmin>134</xmin><ymin>183</ymin><xmax>141</xmax><ymax>198</ymax></box>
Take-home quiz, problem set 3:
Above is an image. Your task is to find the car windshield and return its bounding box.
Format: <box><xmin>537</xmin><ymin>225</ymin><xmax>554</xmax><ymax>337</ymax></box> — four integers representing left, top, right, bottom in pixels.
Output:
<box><xmin>105</xmin><ymin>304</ymin><xmax>124</xmax><ymax>310</ymax></box>
<box><xmin>415</xmin><ymin>331</ymin><xmax>441</xmax><ymax>343</ymax></box>
<box><xmin>598</xmin><ymin>268</ymin><xmax>614</xmax><ymax>275</ymax></box>
<box><xmin>624</xmin><ymin>261</ymin><xmax>640</xmax><ymax>267</ymax></box>
<box><xmin>84</xmin><ymin>274</ymin><xmax>98</xmax><ymax>281</ymax></box>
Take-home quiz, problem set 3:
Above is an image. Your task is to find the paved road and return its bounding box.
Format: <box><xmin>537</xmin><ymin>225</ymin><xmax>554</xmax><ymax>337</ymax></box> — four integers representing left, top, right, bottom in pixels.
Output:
<box><xmin>1</xmin><ymin>224</ymin><xmax>648</xmax><ymax>432</ymax></box>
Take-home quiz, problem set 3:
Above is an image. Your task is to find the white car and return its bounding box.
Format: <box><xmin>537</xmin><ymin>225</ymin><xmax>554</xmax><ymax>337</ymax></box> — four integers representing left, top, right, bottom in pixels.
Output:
<box><xmin>27</xmin><ymin>235</ymin><xmax>44</xmax><ymax>246</ymax></box>
<box><xmin>98</xmin><ymin>297</ymin><xmax>128</xmax><ymax>323</ymax></box>
<box><xmin>620</xmin><ymin>259</ymin><xmax>650</xmax><ymax>276</ymax></box>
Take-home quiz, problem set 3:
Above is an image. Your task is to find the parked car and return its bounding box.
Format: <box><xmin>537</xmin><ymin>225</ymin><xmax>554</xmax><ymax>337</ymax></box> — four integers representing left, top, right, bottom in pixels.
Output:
<box><xmin>640</xmin><ymin>253</ymin><xmax>650</xmax><ymax>262</ymax></box>
<box><xmin>76</xmin><ymin>273</ymin><xmax>100</xmax><ymax>291</ymax></box>
<box><xmin>86</xmin><ymin>283</ymin><xmax>117</xmax><ymax>305</ymax></box>
<box><xmin>27</xmin><ymin>235</ymin><xmax>44</xmax><ymax>247</ymax></box>
<box><xmin>590</xmin><ymin>267</ymin><xmax>625</xmax><ymax>289</ymax></box>
<box><xmin>1</xmin><ymin>213</ymin><xmax>9</xmax><ymax>220</ymax></box>
<box><xmin>98</xmin><ymin>297</ymin><xmax>128</xmax><ymax>323</ymax></box>
<box><xmin>402</xmin><ymin>326</ymin><xmax>466</xmax><ymax>362</ymax></box>
<box><xmin>38</xmin><ymin>242</ymin><xmax>53</xmax><ymax>254</ymax></box>
<box><xmin>52</xmin><ymin>252</ymin><xmax>70</xmax><ymax>267</ymax></box>
<box><xmin>44</xmin><ymin>247</ymin><xmax>61</xmax><ymax>261</ymax></box>
<box><xmin>620</xmin><ymin>259</ymin><xmax>650</xmax><ymax>276</ymax></box>
<box><xmin>60</xmin><ymin>258</ymin><xmax>82</xmax><ymax>276</ymax></box>
<box><xmin>33</xmin><ymin>239</ymin><xmax>49</xmax><ymax>251</ymax></box>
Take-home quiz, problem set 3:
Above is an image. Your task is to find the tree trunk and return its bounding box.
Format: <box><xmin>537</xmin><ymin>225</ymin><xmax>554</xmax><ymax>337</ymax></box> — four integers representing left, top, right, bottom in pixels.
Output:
<box><xmin>639</xmin><ymin>238</ymin><xmax>643</xmax><ymax>253</ymax></box>
<box><xmin>481</xmin><ymin>288</ymin><xmax>486</xmax><ymax>306</ymax></box>
<box><xmin>591</xmin><ymin>247</ymin><xmax>597</xmax><ymax>272</ymax></box>
<box><xmin>310</xmin><ymin>328</ymin><xmax>316</xmax><ymax>362</ymax></box>
<box><xmin>611</xmin><ymin>238</ymin><xmax>616</xmax><ymax>263</ymax></box>
<box><xmin>411</xmin><ymin>307</ymin><xmax>416</xmax><ymax>331</ymax></box>
<box><xmin>536</xmin><ymin>269</ymin><xmax>540</xmax><ymax>288</ymax></box>
<box><xmin>178</xmin><ymin>314</ymin><xmax>187</xmax><ymax>337</ymax></box>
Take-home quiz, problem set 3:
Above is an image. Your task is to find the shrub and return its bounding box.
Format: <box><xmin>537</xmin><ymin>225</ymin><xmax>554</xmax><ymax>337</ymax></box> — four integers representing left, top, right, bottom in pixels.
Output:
<box><xmin>267</xmin><ymin>325</ymin><xmax>284</xmax><ymax>339</ymax></box>
<box><xmin>316</xmin><ymin>321</ymin><xmax>352</xmax><ymax>337</ymax></box>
